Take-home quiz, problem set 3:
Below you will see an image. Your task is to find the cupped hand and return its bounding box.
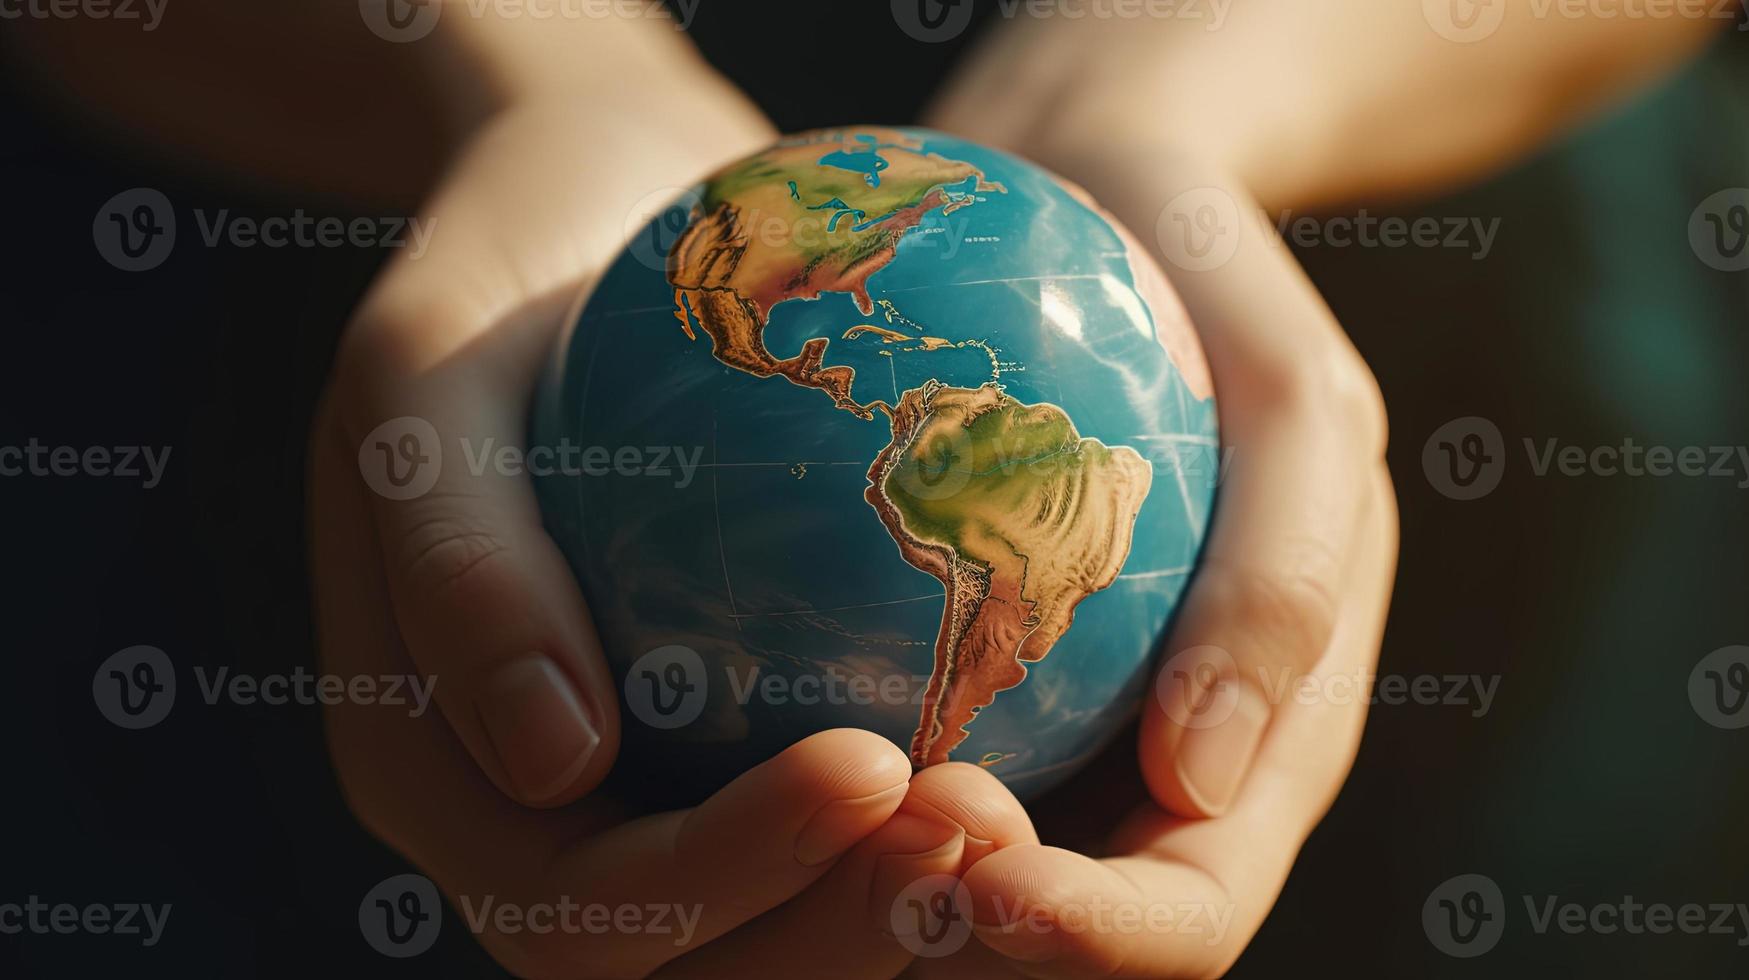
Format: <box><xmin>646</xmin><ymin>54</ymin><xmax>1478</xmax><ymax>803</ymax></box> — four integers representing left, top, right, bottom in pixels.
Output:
<box><xmin>308</xmin><ymin>73</ymin><xmax>1040</xmax><ymax>977</ymax></box>
<box><xmin>888</xmin><ymin>22</ymin><xmax>1401</xmax><ymax>978</ymax></box>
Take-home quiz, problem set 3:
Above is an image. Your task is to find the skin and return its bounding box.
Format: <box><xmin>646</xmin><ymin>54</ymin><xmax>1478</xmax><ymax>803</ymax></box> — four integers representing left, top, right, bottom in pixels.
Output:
<box><xmin>8</xmin><ymin>5</ymin><xmax>1729</xmax><ymax>976</ymax></box>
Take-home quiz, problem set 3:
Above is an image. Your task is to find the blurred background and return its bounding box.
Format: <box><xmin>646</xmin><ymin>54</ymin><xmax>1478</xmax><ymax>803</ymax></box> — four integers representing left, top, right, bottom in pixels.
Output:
<box><xmin>3</xmin><ymin>1</ymin><xmax>1745</xmax><ymax>976</ymax></box>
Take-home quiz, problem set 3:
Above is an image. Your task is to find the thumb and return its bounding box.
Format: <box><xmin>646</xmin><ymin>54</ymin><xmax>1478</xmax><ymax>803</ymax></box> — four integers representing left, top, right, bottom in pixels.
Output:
<box><xmin>339</xmin><ymin>303</ymin><xmax>620</xmax><ymax>808</ymax></box>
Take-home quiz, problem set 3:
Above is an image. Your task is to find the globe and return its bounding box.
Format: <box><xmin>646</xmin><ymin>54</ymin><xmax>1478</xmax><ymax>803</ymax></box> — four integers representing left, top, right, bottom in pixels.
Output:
<box><xmin>532</xmin><ymin>127</ymin><xmax>1218</xmax><ymax>803</ymax></box>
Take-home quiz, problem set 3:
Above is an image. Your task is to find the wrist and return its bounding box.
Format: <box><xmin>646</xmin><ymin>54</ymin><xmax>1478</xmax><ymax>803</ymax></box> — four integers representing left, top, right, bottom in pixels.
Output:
<box><xmin>421</xmin><ymin>13</ymin><xmax>730</xmax><ymax>146</ymax></box>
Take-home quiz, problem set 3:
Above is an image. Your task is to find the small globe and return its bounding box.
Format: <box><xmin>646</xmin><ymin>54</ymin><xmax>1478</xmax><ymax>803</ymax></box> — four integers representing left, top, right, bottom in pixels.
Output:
<box><xmin>532</xmin><ymin>127</ymin><xmax>1217</xmax><ymax>803</ymax></box>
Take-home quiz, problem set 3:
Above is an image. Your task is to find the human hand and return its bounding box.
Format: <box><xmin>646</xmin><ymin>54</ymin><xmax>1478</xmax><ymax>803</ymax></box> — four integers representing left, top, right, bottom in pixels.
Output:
<box><xmin>309</xmin><ymin>65</ymin><xmax>1043</xmax><ymax>977</ymax></box>
<box><xmin>892</xmin><ymin>23</ymin><xmax>1400</xmax><ymax>977</ymax></box>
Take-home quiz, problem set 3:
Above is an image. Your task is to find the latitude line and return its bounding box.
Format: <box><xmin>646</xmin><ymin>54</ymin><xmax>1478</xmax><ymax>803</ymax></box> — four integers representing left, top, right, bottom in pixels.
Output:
<box><xmin>727</xmin><ymin>592</ymin><xmax>945</xmax><ymax>620</ymax></box>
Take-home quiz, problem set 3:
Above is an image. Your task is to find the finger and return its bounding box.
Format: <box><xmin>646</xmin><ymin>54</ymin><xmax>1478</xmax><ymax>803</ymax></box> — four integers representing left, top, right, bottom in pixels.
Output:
<box><xmin>898</xmin><ymin>762</ymin><xmax>1042</xmax><ymax>867</ymax></box>
<box><xmin>334</xmin><ymin>277</ymin><xmax>624</xmax><ymax>809</ymax></box>
<box><xmin>325</xmin><ymin>107</ymin><xmax>764</xmax><ymax>810</ymax></box>
<box><xmin>922</xmin><ymin>18</ymin><xmax>1074</xmax><ymax>153</ymax></box>
<box><xmin>315</xmin><ymin>405</ymin><xmax>915</xmax><ymax>977</ymax></box>
<box><xmin>1138</xmin><ymin>399</ymin><xmax>1376</xmax><ymax>824</ymax></box>
<box><xmin>656</xmin><ymin>811</ymin><xmax>963</xmax><ymax>980</ymax></box>
<box><xmin>654</xmin><ymin>763</ymin><xmax>1040</xmax><ymax>979</ymax></box>
<box><xmin>964</xmin><ymin>471</ymin><xmax>1397</xmax><ymax>978</ymax></box>
<box><xmin>1056</xmin><ymin>157</ymin><xmax>1388</xmax><ymax>819</ymax></box>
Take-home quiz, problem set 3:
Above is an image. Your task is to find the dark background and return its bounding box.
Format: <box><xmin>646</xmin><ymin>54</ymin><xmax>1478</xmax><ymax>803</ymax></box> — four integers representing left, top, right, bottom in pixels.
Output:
<box><xmin>4</xmin><ymin>1</ymin><xmax>1746</xmax><ymax>976</ymax></box>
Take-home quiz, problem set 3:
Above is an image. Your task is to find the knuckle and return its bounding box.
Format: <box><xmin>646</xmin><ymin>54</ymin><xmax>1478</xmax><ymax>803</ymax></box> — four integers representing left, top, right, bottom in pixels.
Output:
<box><xmin>1243</xmin><ymin>341</ymin><xmax>1389</xmax><ymax>463</ymax></box>
<box><xmin>329</xmin><ymin>306</ymin><xmax>458</xmax><ymax>442</ymax></box>
<box><xmin>393</xmin><ymin>507</ymin><xmax>513</xmax><ymax>601</ymax></box>
<box><xmin>1326</xmin><ymin>349</ymin><xmax>1389</xmax><ymax>460</ymax></box>
<box><xmin>1200</xmin><ymin>559</ymin><xmax>1340</xmax><ymax>674</ymax></box>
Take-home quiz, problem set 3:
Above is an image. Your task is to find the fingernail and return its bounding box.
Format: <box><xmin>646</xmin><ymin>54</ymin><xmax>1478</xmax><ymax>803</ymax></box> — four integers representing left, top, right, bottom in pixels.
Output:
<box><xmin>1175</xmin><ymin>679</ymin><xmax>1270</xmax><ymax>816</ymax></box>
<box><xmin>476</xmin><ymin>653</ymin><xmax>600</xmax><ymax>803</ymax></box>
<box><xmin>794</xmin><ymin>783</ymin><xmax>909</xmax><ymax>867</ymax></box>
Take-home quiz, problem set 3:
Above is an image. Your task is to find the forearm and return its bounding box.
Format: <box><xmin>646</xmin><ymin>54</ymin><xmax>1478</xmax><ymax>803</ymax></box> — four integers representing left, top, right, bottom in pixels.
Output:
<box><xmin>1073</xmin><ymin>1</ymin><xmax>1729</xmax><ymax>207</ymax></box>
<box><xmin>3</xmin><ymin>4</ymin><xmax>737</xmax><ymax>204</ymax></box>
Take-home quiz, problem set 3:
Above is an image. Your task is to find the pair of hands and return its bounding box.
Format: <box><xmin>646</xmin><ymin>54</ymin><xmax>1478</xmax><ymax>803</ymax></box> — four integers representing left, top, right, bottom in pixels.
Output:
<box><xmin>310</xmin><ymin>23</ymin><xmax>1396</xmax><ymax>979</ymax></box>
